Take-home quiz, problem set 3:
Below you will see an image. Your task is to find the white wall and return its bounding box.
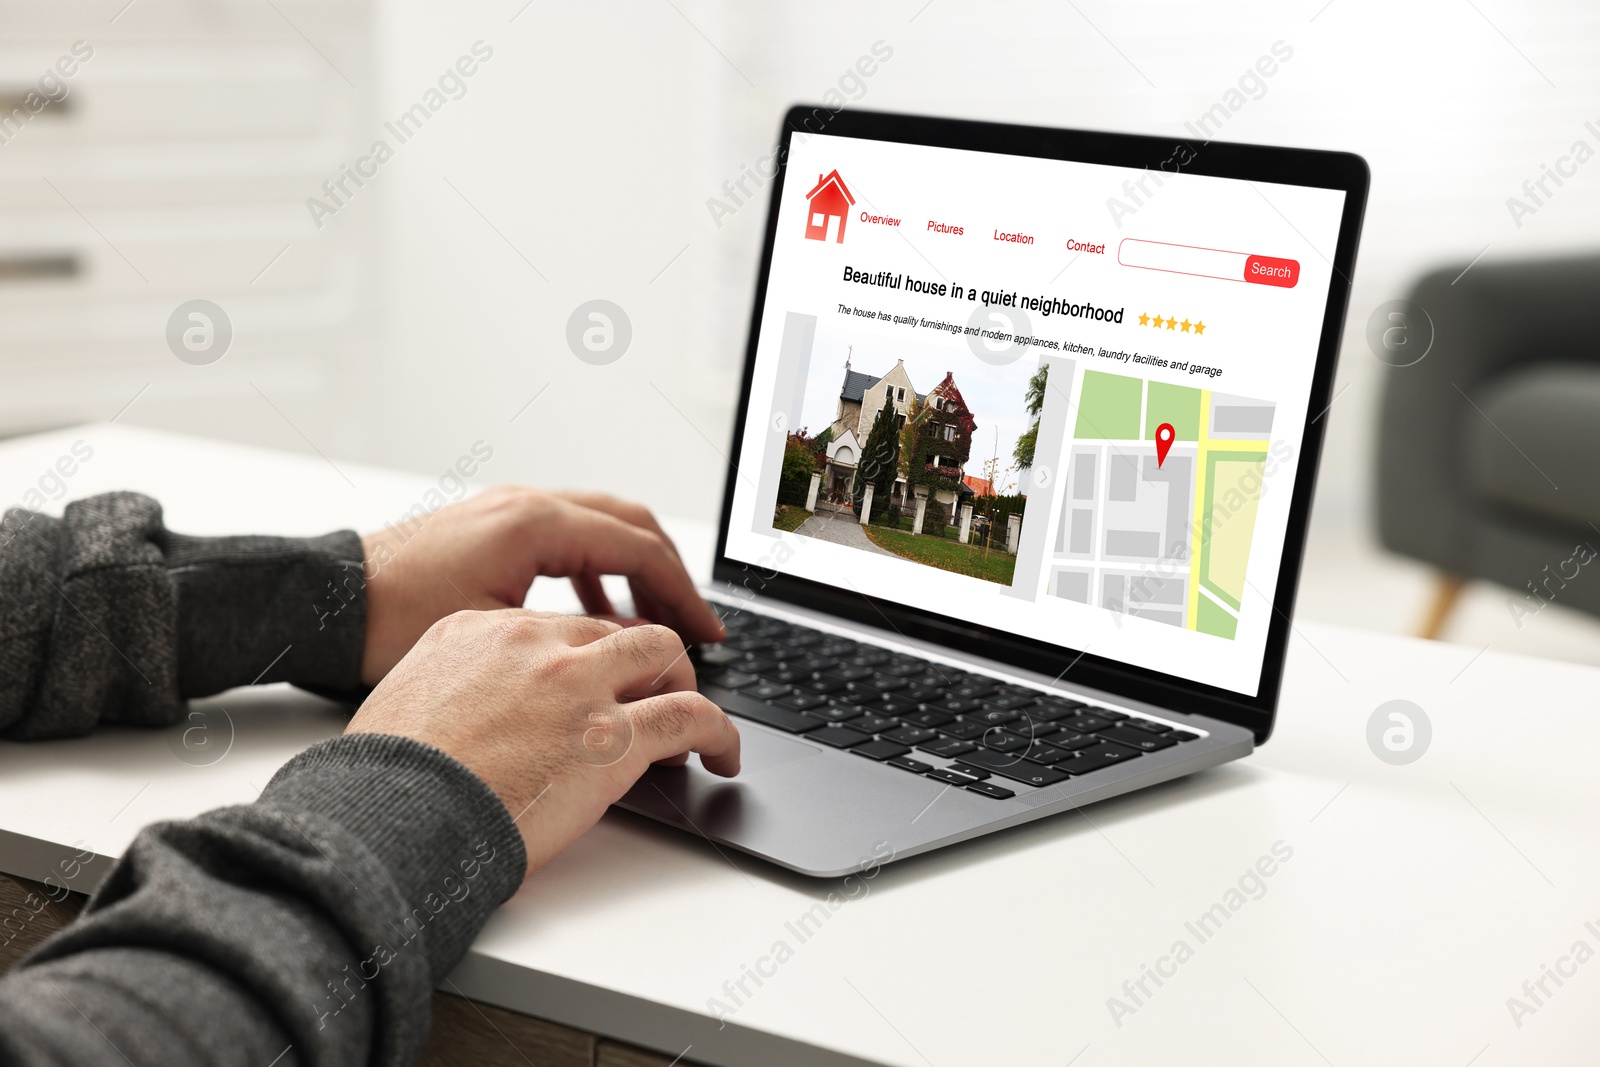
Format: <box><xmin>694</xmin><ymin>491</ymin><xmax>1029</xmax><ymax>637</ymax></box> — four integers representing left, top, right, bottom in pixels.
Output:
<box><xmin>353</xmin><ymin>0</ymin><xmax>740</xmax><ymax>511</ymax></box>
<box><xmin>33</xmin><ymin>0</ymin><xmax>1600</xmax><ymax>541</ymax></box>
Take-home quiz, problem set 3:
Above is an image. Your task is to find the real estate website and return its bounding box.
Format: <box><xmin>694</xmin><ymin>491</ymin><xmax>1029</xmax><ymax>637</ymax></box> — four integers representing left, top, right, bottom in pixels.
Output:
<box><xmin>723</xmin><ymin>132</ymin><xmax>1346</xmax><ymax>697</ymax></box>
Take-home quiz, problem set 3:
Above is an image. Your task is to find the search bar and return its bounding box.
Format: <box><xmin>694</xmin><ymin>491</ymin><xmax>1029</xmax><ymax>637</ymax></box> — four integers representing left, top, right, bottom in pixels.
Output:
<box><xmin>1118</xmin><ymin>239</ymin><xmax>1299</xmax><ymax>288</ymax></box>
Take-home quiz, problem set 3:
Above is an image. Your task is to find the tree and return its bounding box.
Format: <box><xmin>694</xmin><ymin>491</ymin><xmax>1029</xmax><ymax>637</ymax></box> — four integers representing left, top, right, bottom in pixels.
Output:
<box><xmin>852</xmin><ymin>401</ymin><xmax>900</xmax><ymax>523</ymax></box>
<box><xmin>777</xmin><ymin>431</ymin><xmax>819</xmax><ymax>507</ymax></box>
<box><xmin>897</xmin><ymin>395</ymin><xmax>923</xmax><ymax>481</ymax></box>
<box><xmin>1014</xmin><ymin>363</ymin><xmax>1049</xmax><ymax>470</ymax></box>
<box><xmin>812</xmin><ymin>426</ymin><xmax>834</xmax><ymax>455</ymax></box>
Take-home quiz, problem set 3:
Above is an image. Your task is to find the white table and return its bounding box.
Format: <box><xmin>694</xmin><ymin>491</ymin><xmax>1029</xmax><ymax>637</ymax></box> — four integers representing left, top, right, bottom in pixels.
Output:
<box><xmin>1</xmin><ymin>424</ymin><xmax>1594</xmax><ymax>1067</ymax></box>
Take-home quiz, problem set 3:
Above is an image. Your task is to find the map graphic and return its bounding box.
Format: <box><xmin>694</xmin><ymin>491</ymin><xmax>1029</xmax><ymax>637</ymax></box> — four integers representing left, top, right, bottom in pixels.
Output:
<box><xmin>1048</xmin><ymin>369</ymin><xmax>1275</xmax><ymax>640</ymax></box>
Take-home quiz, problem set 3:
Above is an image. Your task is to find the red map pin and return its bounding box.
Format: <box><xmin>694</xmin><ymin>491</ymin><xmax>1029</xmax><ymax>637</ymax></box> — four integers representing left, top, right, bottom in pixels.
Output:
<box><xmin>1155</xmin><ymin>422</ymin><xmax>1175</xmax><ymax>468</ymax></box>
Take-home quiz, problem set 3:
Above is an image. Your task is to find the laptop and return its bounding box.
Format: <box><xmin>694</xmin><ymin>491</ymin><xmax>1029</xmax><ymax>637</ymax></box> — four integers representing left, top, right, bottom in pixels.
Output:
<box><xmin>619</xmin><ymin>107</ymin><xmax>1368</xmax><ymax>876</ymax></box>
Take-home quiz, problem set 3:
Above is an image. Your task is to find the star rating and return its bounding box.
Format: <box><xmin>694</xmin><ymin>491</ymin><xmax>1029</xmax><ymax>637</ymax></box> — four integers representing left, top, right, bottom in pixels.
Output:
<box><xmin>1139</xmin><ymin>314</ymin><xmax>1207</xmax><ymax>336</ymax></box>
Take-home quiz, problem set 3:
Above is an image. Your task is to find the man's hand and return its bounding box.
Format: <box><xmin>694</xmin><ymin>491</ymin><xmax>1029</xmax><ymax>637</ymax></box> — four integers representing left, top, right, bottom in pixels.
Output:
<box><xmin>346</xmin><ymin>609</ymin><xmax>740</xmax><ymax>876</ymax></box>
<box><xmin>359</xmin><ymin>487</ymin><xmax>724</xmax><ymax>686</ymax></box>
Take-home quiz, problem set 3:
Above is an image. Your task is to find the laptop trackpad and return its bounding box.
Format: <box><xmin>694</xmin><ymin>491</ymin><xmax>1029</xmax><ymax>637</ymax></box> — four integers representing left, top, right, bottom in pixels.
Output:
<box><xmin>725</xmin><ymin>728</ymin><xmax>823</xmax><ymax>775</ymax></box>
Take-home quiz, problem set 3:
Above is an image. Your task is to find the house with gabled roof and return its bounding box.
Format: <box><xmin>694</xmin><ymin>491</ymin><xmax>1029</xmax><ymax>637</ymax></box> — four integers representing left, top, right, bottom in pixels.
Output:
<box><xmin>819</xmin><ymin>353</ymin><xmax>974</xmax><ymax>523</ymax></box>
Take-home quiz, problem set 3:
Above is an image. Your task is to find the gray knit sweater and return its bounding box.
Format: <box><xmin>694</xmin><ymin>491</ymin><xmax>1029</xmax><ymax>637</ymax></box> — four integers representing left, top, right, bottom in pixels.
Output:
<box><xmin>0</xmin><ymin>493</ymin><xmax>527</xmax><ymax>1066</ymax></box>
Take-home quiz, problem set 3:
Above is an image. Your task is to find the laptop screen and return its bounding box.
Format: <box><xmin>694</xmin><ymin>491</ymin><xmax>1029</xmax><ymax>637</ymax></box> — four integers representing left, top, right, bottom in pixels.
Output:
<box><xmin>721</xmin><ymin>125</ymin><xmax>1350</xmax><ymax>700</ymax></box>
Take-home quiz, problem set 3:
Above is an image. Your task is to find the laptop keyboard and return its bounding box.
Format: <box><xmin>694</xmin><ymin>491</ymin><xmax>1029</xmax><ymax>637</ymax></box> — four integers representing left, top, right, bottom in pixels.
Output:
<box><xmin>691</xmin><ymin>608</ymin><xmax>1201</xmax><ymax>801</ymax></box>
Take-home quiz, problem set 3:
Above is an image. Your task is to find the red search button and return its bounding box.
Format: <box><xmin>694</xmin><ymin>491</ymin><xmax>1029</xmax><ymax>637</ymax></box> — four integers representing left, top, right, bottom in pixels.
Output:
<box><xmin>1245</xmin><ymin>255</ymin><xmax>1299</xmax><ymax>288</ymax></box>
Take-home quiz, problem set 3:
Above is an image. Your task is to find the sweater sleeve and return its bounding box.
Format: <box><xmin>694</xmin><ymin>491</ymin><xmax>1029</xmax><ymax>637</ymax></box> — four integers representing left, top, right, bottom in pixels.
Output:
<box><xmin>0</xmin><ymin>491</ymin><xmax>368</xmax><ymax>739</ymax></box>
<box><xmin>0</xmin><ymin>734</ymin><xmax>528</xmax><ymax>1067</ymax></box>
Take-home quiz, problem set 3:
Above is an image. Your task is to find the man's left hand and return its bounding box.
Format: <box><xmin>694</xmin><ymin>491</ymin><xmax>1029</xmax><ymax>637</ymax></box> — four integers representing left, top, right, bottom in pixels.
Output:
<box><xmin>358</xmin><ymin>487</ymin><xmax>724</xmax><ymax>686</ymax></box>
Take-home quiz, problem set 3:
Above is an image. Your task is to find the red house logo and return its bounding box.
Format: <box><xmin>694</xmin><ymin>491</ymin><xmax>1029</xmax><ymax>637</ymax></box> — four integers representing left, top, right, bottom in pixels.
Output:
<box><xmin>804</xmin><ymin>169</ymin><xmax>854</xmax><ymax>243</ymax></box>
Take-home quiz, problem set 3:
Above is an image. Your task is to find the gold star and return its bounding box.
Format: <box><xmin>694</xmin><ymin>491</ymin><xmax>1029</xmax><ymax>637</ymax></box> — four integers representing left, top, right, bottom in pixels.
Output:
<box><xmin>1193</xmin><ymin>320</ymin><xmax>1206</xmax><ymax>335</ymax></box>
<box><xmin>1152</xmin><ymin>315</ymin><xmax>1164</xmax><ymax>329</ymax></box>
<box><xmin>1165</xmin><ymin>316</ymin><xmax>1177</xmax><ymax>330</ymax></box>
<box><xmin>1180</xmin><ymin>318</ymin><xmax>1192</xmax><ymax>332</ymax></box>
<box><xmin>1138</xmin><ymin>312</ymin><xmax>1150</xmax><ymax>326</ymax></box>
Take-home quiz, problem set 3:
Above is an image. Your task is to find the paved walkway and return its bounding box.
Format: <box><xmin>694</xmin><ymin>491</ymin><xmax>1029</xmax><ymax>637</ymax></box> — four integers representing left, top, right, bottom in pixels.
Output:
<box><xmin>793</xmin><ymin>508</ymin><xmax>898</xmax><ymax>557</ymax></box>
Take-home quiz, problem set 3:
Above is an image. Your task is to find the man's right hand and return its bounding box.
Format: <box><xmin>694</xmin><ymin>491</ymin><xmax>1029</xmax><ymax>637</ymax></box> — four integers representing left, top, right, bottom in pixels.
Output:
<box><xmin>345</xmin><ymin>609</ymin><xmax>741</xmax><ymax>876</ymax></box>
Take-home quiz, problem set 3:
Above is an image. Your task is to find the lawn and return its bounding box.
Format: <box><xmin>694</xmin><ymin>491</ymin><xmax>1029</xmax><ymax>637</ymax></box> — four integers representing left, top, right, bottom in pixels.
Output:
<box><xmin>772</xmin><ymin>505</ymin><xmax>811</xmax><ymax>532</ymax></box>
<box><xmin>861</xmin><ymin>524</ymin><xmax>1018</xmax><ymax>585</ymax></box>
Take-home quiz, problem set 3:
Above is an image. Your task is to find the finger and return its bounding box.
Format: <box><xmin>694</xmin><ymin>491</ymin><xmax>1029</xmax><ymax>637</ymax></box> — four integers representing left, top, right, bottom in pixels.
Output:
<box><xmin>570</xmin><ymin>570</ymin><xmax>616</xmax><ymax>617</ymax></box>
<box><xmin>627</xmin><ymin>578</ymin><xmax>667</xmax><ymax>629</ymax></box>
<box><xmin>522</xmin><ymin>501</ymin><xmax>725</xmax><ymax>644</ymax></box>
<box><xmin>548</xmin><ymin>493</ymin><xmax>704</xmax><ymax>634</ymax></box>
<box><xmin>576</xmin><ymin>623</ymin><xmax>696</xmax><ymax>700</ymax></box>
<box><xmin>550</xmin><ymin>491</ymin><xmax>685</xmax><ymax>565</ymax></box>
<box><xmin>625</xmin><ymin>690</ymin><xmax>741</xmax><ymax>777</ymax></box>
<box><xmin>553</xmin><ymin>494</ymin><xmax>724</xmax><ymax>641</ymax></box>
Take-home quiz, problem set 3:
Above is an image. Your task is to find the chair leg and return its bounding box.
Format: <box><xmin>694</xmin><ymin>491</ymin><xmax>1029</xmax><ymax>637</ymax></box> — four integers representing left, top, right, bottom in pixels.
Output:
<box><xmin>1417</xmin><ymin>573</ymin><xmax>1466</xmax><ymax>640</ymax></box>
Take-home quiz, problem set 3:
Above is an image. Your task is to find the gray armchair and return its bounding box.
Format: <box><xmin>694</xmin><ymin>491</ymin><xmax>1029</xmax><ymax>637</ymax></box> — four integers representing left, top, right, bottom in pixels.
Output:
<box><xmin>1375</xmin><ymin>253</ymin><xmax>1600</xmax><ymax>637</ymax></box>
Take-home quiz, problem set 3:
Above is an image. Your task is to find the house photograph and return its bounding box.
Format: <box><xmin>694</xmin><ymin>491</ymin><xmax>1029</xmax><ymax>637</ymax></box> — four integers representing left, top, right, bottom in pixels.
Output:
<box><xmin>773</xmin><ymin>323</ymin><xmax>1042</xmax><ymax>586</ymax></box>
